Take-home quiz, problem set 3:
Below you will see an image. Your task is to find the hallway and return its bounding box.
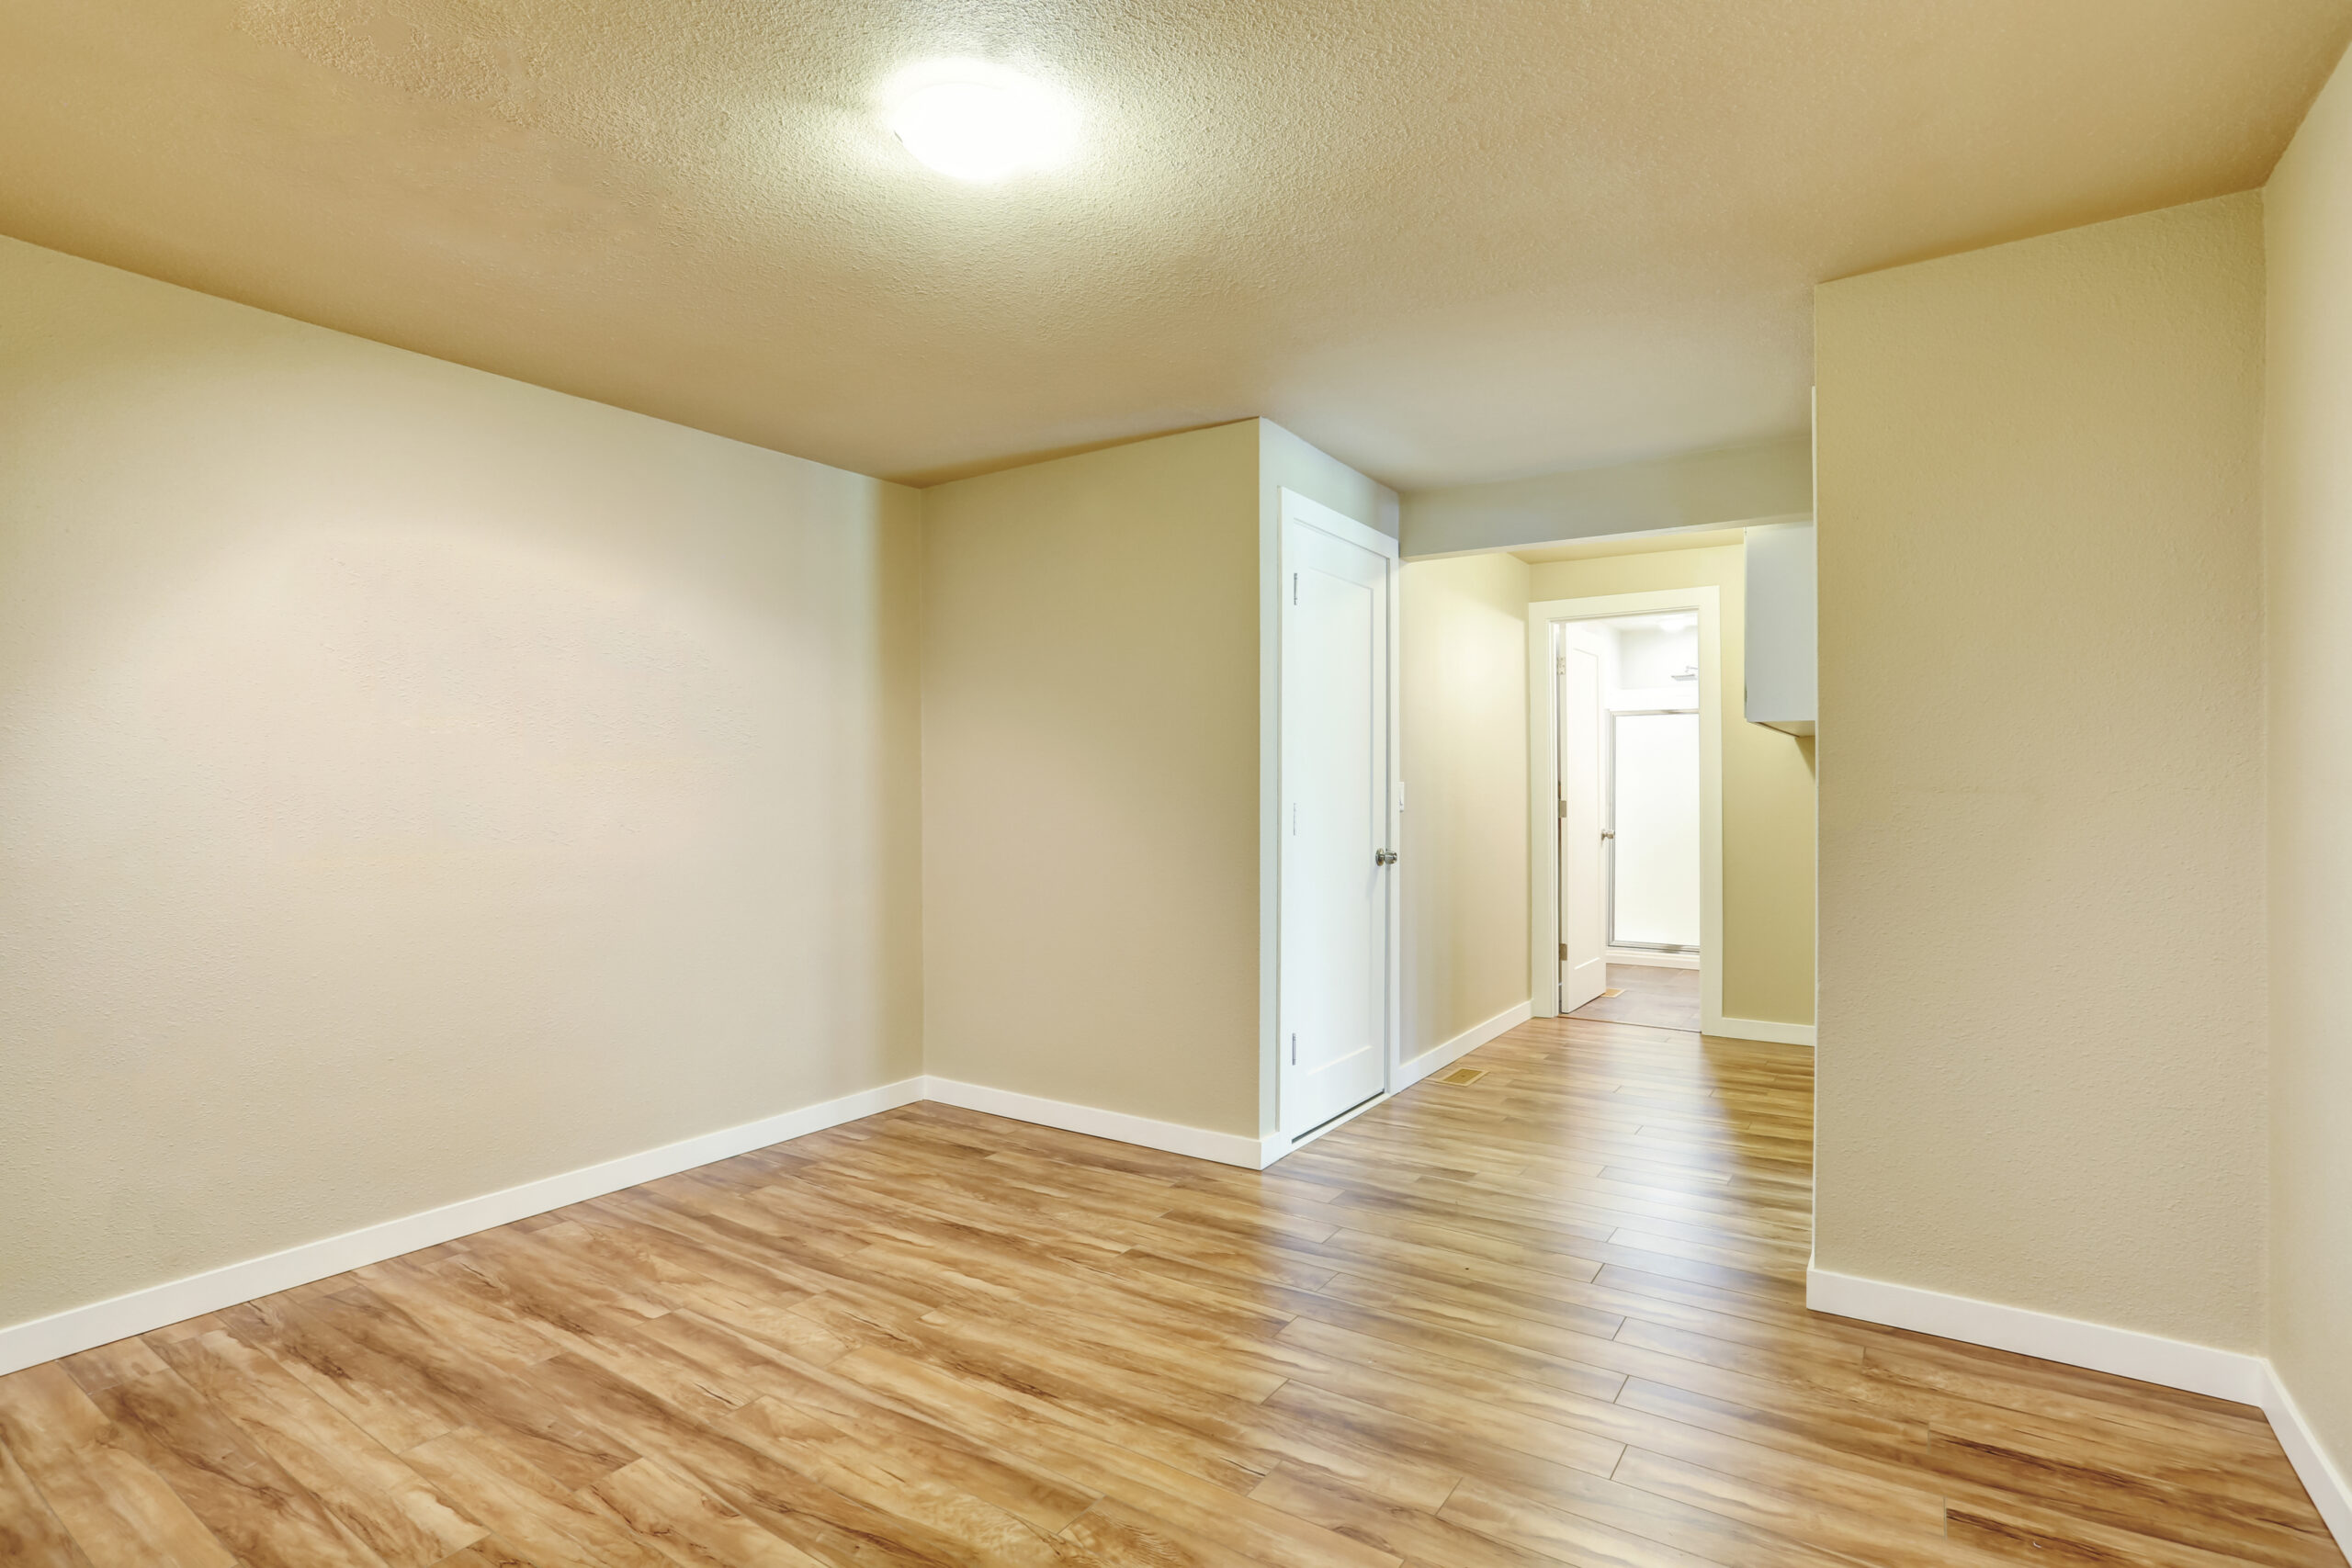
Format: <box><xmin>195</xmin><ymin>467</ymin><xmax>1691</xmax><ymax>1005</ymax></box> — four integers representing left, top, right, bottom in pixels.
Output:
<box><xmin>0</xmin><ymin>1017</ymin><xmax>2336</xmax><ymax>1568</ymax></box>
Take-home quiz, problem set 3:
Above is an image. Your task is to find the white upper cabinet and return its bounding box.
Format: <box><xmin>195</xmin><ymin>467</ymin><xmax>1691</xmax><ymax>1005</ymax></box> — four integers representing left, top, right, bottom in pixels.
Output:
<box><xmin>1745</xmin><ymin>522</ymin><xmax>1815</xmax><ymax>735</ymax></box>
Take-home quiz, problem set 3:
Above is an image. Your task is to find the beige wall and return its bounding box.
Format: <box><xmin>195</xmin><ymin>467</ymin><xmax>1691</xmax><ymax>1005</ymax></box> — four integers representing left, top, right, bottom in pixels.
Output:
<box><xmin>1815</xmin><ymin>194</ymin><xmax>2267</xmax><ymax>1349</ymax></box>
<box><xmin>1400</xmin><ymin>553</ymin><xmax>1533</xmax><ymax>1059</ymax></box>
<box><xmin>1527</xmin><ymin>543</ymin><xmax>1816</xmax><ymax>1026</ymax></box>
<box><xmin>1403</xmin><ymin>435</ymin><xmax>1812</xmax><ymax>558</ymax></box>
<box><xmin>0</xmin><ymin>236</ymin><xmax>923</xmax><ymax>1333</ymax></box>
<box><xmin>2265</xmin><ymin>42</ymin><xmax>2352</xmax><ymax>1488</ymax></box>
<box><xmin>922</xmin><ymin>423</ymin><xmax>1264</xmax><ymax>1138</ymax></box>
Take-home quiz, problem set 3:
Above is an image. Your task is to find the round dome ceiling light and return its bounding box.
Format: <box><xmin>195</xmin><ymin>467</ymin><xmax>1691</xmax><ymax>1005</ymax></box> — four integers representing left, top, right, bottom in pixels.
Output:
<box><xmin>887</xmin><ymin>64</ymin><xmax>1078</xmax><ymax>182</ymax></box>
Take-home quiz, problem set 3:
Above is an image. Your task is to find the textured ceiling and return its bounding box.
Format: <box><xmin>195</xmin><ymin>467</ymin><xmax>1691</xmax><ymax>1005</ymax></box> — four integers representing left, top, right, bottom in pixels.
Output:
<box><xmin>3</xmin><ymin>2</ymin><xmax>2346</xmax><ymax>489</ymax></box>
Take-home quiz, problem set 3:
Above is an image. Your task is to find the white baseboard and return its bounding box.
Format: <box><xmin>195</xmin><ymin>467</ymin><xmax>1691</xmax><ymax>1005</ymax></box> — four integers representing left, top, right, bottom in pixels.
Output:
<box><xmin>1712</xmin><ymin>1015</ymin><xmax>1815</xmax><ymax>1047</ymax></box>
<box><xmin>919</xmin><ymin>1076</ymin><xmax>1265</xmax><ymax>1170</ymax></box>
<box><xmin>1398</xmin><ymin>999</ymin><xmax>1534</xmax><ymax>1089</ymax></box>
<box><xmin>1808</xmin><ymin>1264</ymin><xmax>2348</xmax><ymax>1552</ymax></box>
<box><xmin>0</xmin><ymin>1077</ymin><xmax>926</xmax><ymax>1378</ymax></box>
<box><xmin>2266</xmin><ymin>1362</ymin><xmax>2352</xmax><ymax>1550</ymax></box>
<box><xmin>1805</xmin><ymin>1265</ymin><xmax>2264</xmax><ymax>1403</ymax></box>
<box><xmin>0</xmin><ymin>1072</ymin><xmax>1261</xmax><ymax>1374</ymax></box>
<box><xmin>1607</xmin><ymin>948</ymin><xmax>1699</xmax><ymax>970</ymax></box>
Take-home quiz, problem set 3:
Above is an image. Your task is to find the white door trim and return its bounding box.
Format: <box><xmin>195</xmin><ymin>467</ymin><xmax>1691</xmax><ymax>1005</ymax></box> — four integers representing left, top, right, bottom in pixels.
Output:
<box><xmin>1282</xmin><ymin>488</ymin><xmax>1398</xmax><ymax>561</ymax></box>
<box><xmin>1270</xmin><ymin>487</ymin><xmax>1400</xmax><ymax>1156</ymax></box>
<box><xmin>1528</xmin><ymin>588</ymin><xmax>1725</xmax><ymax>1034</ymax></box>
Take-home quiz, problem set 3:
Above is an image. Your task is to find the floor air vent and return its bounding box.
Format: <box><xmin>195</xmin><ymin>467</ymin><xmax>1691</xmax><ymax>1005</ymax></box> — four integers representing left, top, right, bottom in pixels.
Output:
<box><xmin>1439</xmin><ymin>1066</ymin><xmax>1487</xmax><ymax>1086</ymax></box>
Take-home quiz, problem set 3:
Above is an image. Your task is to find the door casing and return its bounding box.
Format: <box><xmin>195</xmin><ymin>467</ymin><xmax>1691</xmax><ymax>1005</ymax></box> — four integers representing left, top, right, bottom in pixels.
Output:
<box><xmin>1528</xmin><ymin>588</ymin><xmax>1725</xmax><ymax>1032</ymax></box>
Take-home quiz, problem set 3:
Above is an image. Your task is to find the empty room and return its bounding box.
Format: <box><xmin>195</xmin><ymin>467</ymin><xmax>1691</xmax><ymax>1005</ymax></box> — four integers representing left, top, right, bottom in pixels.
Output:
<box><xmin>3</xmin><ymin>4</ymin><xmax>2349</xmax><ymax>1566</ymax></box>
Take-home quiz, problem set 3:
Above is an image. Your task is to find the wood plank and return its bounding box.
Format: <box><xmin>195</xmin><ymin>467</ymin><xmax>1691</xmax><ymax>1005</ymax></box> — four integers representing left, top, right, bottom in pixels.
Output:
<box><xmin>0</xmin><ymin>1363</ymin><xmax>239</xmax><ymax>1568</ymax></box>
<box><xmin>149</xmin><ymin>1328</ymin><xmax>486</xmax><ymax>1568</ymax></box>
<box><xmin>577</xmin><ymin>1455</ymin><xmax>828</xmax><ymax>1567</ymax></box>
<box><xmin>86</xmin><ymin>1363</ymin><xmax>384</xmax><ymax>1568</ymax></box>
<box><xmin>0</xmin><ymin>1429</ymin><xmax>91</xmax><ymax>1568</ymax></box>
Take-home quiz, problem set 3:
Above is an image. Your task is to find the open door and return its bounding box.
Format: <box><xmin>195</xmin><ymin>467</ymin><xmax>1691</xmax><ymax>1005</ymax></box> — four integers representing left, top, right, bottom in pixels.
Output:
<box><xmin>1556</xmin><ymin>625</ymin><xmax>1608</xmax><ymax>1011</ymax></box>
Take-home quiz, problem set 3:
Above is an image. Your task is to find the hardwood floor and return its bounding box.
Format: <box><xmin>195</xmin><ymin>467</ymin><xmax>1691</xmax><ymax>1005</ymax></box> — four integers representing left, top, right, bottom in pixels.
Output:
<box><xmin>2</xmin><ymin>1015</ymin><xmax>2340</xmax><ymax>1568</ymax></box>
<box><xmin>1568</xmin><ymin>964</ymin><xmax>1701</xmax><ymax>1030</ymax></box>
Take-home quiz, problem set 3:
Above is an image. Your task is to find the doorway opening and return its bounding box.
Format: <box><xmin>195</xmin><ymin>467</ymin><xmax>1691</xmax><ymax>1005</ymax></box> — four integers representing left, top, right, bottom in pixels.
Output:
<box><xmin>1597</xmin><ymin>618</ymin><xmax>1702</xmax><ymax>963</ymax></box>
<box><xmin>1529</xmin><ymin>587</ymin><xmax>1724</xmax><ymax>1032</ymax></box>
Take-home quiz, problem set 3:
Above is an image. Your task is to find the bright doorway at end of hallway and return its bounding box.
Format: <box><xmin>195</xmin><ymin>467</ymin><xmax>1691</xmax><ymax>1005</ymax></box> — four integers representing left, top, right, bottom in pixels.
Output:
<box><xmin>1529</xmin><ymin>588</ymin><xmax>1724</xmax><ymax>1031</ymax></box>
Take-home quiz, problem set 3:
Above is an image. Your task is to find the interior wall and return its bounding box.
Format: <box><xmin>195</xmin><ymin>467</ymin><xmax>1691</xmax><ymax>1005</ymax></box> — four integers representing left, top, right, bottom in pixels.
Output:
<box><xmin>2264</xmin><ymin>39</ymin><xmax>2352</xmax><ymax>1488</ymax></box>
<box><xmin>1815</xmin><ymin>192</ymin><xmax>2267</xmax><ymax>1350</ymax></box>
<box><xmin>1525</xmin><ymin>545</ymin><xmax>1815</xmax><ymax>1025</ymax></box>
<box><xmin>1399</xmin><ymin>552</ymin><xmax>1532</xmax><ymax>1061</ymax></box>
<box><xmin>1611</xmin><ymin>623</ymin><xmax>1699</xmax><ymax>693</ymax></box>
<box><xmin>922</xmin><ymin>421</ymin><xmax>1264</xmax><ymax>1139</ymax></box>
<box><xmin>1401</xmin><ymin>435</ymin><xmax>1812</xmax><ymax>558</ymax></box>
<box><xmin>0</xmin><ymin>235</ymin><xmax>924</xmax><ymax>1335</ymax></box>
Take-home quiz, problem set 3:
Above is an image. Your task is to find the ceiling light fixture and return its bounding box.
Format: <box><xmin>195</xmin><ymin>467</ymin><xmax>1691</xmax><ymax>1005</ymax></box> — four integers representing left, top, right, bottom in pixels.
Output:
<box><xmin>887</xmin><ymin>63</ymin><xmax>1077</xmax><ymax>182</ymax></box>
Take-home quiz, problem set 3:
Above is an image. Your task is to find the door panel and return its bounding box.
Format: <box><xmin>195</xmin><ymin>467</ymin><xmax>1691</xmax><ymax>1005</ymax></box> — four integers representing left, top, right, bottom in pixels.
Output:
<box><xmin>1281</xmin><ymin>517</ymin><xmax>1390</xmax><ymax>1140</ymax></box>
<box><xmin>1611</xmin><ymin>712</ymin><xmax>1701</xmax><ymax>949</ymax></box>
<box><xmin>1556</xmin><ymin>633</ymin><xmax>1608</xmax><ymax>1011</ymax></box>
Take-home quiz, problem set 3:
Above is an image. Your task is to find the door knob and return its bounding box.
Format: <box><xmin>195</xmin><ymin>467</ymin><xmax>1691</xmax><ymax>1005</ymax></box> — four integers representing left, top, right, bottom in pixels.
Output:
<box><xmin>1374</xmin><ymin>848</ymin><xmax>1400</xmax><ymax>866</ymax></box>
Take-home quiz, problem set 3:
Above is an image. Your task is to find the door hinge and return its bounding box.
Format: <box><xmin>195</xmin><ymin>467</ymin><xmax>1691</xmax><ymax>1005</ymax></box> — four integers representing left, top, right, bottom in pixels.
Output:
<box><xmin>1558</xmin><ymin>797</ymin><xmax>1567</xmax><ymax>818</ymax></box>
<box><xmin>1559</xmin><ymin>942</ymin><xmax>1568</xmax><ymax>961</ymax></box>
<box><xmin>1292</xmin><ymin>571</ymin><xmax>1298</xmax><ymax>605</ymax></box>
<box><xmin>1289</xmin><ymin>1032</ymin><xmax>1297</xmax><ymax>1065</ymax></box>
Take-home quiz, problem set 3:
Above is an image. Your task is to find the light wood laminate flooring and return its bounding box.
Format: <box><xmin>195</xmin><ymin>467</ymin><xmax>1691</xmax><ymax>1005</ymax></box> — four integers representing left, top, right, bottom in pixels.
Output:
<box><xmin>1</xmin><ymin>1015</ymin><xmax>2340</xmax><ymax>1568</ymax></box>
<box><xmin>1568</xmin><ymin>964</ymin><xmax>1701</xmax><ymax>1031</ymax></box>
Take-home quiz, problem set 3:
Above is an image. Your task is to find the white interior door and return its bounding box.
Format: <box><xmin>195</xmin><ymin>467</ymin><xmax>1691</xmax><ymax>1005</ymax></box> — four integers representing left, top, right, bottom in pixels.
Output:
<box><xmin>1280</xmin><ymin>505</ymin><xmax>1392</xmax><ymax>1140</ymax></box>
<box><xmin>1556</xmin><ymin>628</ymin><xmax>1608</xmax><ymax>1011</ymax></box>
<box><xmin>1611</xmin><ymin>712</ymin><xmax>1702</xmax><ymax>949</ymax></box>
